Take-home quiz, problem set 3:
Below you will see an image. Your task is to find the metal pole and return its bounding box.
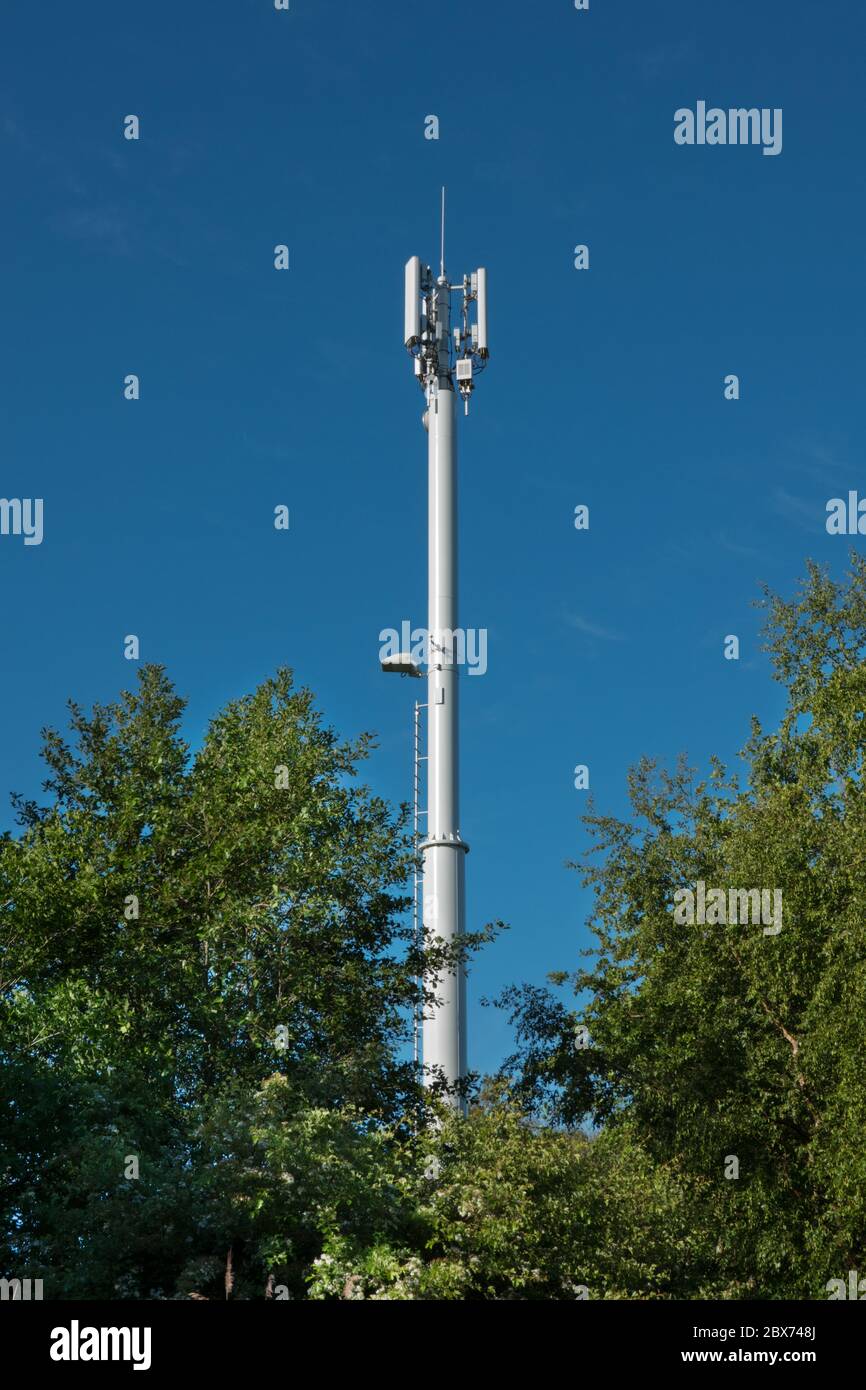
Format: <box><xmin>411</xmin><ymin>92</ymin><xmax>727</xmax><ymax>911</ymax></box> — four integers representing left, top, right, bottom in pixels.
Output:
<box><xmin>421</xmin><ymin>273</ymin><xmax>468</xmax><ymax>1108</ymax></box>
<box><xmin>401</xmin><ymin>198</ymin><xmax>488</xmax><ymax>1111</ymax></box>
<box><xmin>411</xmin><ymin>698</ymin><xmax>427</xmax><ymax>1068</ymax></box>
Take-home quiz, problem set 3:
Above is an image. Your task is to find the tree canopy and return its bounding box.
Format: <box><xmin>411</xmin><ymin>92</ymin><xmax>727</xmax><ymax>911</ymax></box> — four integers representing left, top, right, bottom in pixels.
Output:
<box><xmin>3</xmin><ymin>558</ymin><xmax>866</xmax><ymax>1299</ymax></box>
<box><xmin>496</xmin><ymin>555</ymin><xmax>866</xmax><ymax>1298</ymax></box>
<box><xmin>1</xmin><ymin>668</ymin><xmax>425</xmax><ymax>1297</ymax></box>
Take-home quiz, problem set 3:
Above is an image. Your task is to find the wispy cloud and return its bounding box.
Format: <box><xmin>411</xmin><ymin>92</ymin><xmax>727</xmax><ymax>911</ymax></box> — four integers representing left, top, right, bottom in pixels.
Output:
<box><xmin>771</xmin><ymin>488</ymin><xmax>827</xmax><ymax>536</ymax></box>
<box><xmin>51</xmin><ymin>205</ymin><xmax>132</xmax><ymax>257</ymax></box>
<box><xmin>4</xmin><ymin>110</ymin><xmax>203</xmax><ymax>266</ymax></box>
<box><xmin>715</xmin><ymin>530</ymin><xmax>762</xmax><ymax>560</ymax></box>
<box><xmin>565</xmin><ymin>612</ymin><xmax>625</xmax><ymax>642</ymax></box>
<box><xmin>784</xmin><ymin>439</ymin><xmax>850</xmax><ymax>487</ymax></box>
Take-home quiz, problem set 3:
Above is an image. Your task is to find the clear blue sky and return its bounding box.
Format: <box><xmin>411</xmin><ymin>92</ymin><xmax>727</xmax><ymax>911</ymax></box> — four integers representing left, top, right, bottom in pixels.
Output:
<box><xmin>2</xmin><ymin>0</ymin><xmax>864</xmax><ymax>1077</ymax></box>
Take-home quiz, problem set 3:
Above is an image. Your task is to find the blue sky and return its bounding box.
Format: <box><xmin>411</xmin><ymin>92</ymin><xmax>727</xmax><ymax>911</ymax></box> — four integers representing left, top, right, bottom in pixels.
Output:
<box><xmin>2</xmin><ymin>0</ymin><xmax>865</xmax><ymax>1077</ymax></box>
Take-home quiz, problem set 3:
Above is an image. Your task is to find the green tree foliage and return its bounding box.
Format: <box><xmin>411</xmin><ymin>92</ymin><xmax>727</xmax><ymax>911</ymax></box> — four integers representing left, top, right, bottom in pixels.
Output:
<box><xmin>306</xmin><ymin>1095</ymin><xmax>708</xmax><ymax>1300</ymax></box>
<box><xmin>5</xmin><ymin>557</ymin><xmax>865</xmax><ymax>1300</ymax></box>
<box><xmin>0</xmin><ymin>667</ymin><xmax>427</xmax><ymax>1297</ymax></box>
<box><xmin>496</xmin><ymin>557</ymin><xmax>866</xmax><ymax>1298</ymax></box>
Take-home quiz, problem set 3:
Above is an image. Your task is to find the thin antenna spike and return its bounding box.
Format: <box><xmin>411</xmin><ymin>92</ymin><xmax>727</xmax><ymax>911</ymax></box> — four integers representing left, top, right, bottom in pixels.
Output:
<box><xmin>440</xmin><ymin>185</ymin><xmax>446</xmax><ymax>277</ymax></box>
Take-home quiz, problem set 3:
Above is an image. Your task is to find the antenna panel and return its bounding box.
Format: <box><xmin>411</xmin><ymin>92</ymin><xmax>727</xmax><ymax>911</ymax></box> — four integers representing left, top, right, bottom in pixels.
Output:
<box><xmin>404</xmin><ymin>256</ymin><xmax>421</xmax><ymax>348</ymax></box>
<box><xmin>475</xmin><ymin>267</ymin><xmax>488</xmax><ymax>356</ymax></box>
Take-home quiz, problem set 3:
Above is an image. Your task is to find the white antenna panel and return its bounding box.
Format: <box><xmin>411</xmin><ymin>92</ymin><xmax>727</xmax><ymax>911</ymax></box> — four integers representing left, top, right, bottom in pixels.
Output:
<box><xmin>475</xmin><ymin>267</ymin><xmax>488</xmax><ymax>356</ymax></box>
<box><xmin>404</xmin><ymin>256</ymin><xmax>421</xmax><ymax>348</ymax></box>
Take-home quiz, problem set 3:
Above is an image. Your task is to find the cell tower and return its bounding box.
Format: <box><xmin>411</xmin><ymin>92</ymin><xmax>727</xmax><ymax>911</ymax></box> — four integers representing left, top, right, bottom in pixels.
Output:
<box><xmin>390</xmin><ymin>189</ymin><xmax>489</xmax><ymax>1107</ymax></box>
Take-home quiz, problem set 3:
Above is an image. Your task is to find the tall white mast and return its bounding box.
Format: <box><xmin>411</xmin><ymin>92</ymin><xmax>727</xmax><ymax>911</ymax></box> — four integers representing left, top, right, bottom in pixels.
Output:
<box><xmin>402</xmin><ymin>191</ymin><xmax>490</xmax><ymax>1107</ymax></box>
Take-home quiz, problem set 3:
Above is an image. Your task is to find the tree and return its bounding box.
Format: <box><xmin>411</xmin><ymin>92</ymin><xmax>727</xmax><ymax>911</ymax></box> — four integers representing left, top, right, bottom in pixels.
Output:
<box><xmin>8</xmin><ymin>556</ymin><xmax>863</xmax><ymax>1301</ymax></box>
<box><xmin>497</xmin><ymin>557</ymin><xmax>866</xmax><ymax>1298</ymax></box>
<box><xmin>0</xmin><ymin>666</ymin><xmax>427</xmax><ymax>1297</ymax></box>
<box><xmin>307</xmin><ymin>1092</ymin><xmax>707</xmax><ymax>1300</ymax></box>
